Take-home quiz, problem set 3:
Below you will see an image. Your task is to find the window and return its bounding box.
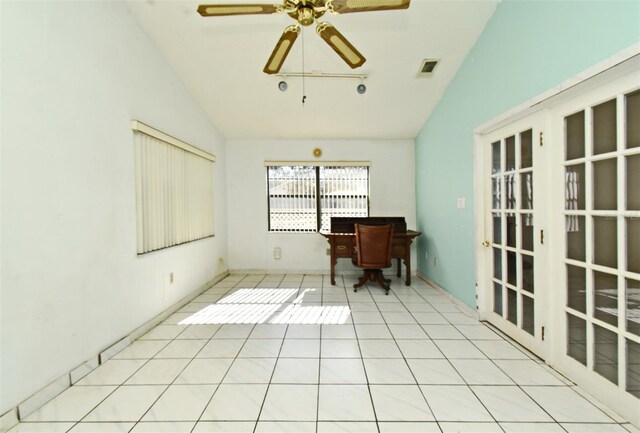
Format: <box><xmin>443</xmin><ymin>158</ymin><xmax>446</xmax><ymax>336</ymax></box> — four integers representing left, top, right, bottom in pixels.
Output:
<box><xmin>133</xmin><ymin>121</ymin><xmax>215</xmax><ymax>254</ymax></box>
<box><xmin>267</xmin><ymin>163</ymin><xmax>369</xmax><ymax>232</ymax></box>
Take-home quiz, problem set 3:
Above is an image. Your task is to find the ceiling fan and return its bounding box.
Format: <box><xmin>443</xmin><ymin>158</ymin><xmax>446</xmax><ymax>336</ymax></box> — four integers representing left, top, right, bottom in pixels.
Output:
<box><xmin>197</xmin><ymin>0</ymin><xmax>410</xmax><ymax>74</ymax></box>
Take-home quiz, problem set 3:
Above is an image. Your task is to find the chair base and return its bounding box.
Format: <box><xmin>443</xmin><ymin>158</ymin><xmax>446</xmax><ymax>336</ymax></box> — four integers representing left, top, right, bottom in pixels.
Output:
<box><xmin>353</xmin><ymin>269</ymin><xmax>391</xmax><ymax>295</ymax></box>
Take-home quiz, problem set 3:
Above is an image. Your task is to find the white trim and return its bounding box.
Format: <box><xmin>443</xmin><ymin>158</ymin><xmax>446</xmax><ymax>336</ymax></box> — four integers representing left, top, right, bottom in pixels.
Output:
<box><xmin>230</xmin><ymin>268</ymin><xmax>347</xmax><ymax>275</ymax></box>
<box><xmin>127</xmin><ymin>271</ymin><xmax>229</xmax><ymax>341</ymax></box>
<box><xmin>265</xmin><ymin>160</ymin><xmax>370</xmax><ymax>167</ymax></box>
<box><xmin>473</xmin><ymin>132</ymin><xmax>489</xmax><ymax>319</ymax></box>
<box><xmin>17</xmin><ymin>374</ymin><xmax>70</xmax><ymax>420</ymax></box>
<box><xmin>228</xmin><ymin>268</ymin><xmax>414</xmax><ymax>277</ymax></box>
<box><xmin>0</xmin><ymin>410</ymin><xmax>19</xmax><ymax>433</ymax></box>
<box><xmin>69</xmin><ymin>357</ymin><xmax>100</xmax><ymax>385</ymax></box>
<box><xmin>131</xmin><ymin>120</ymin><xmax>216</xmax><ymax>162</ymax></box>
<box><xmin>98</xmin><ymin>336</ymin><xmax>131</xmax><ymax>364</ymax></box>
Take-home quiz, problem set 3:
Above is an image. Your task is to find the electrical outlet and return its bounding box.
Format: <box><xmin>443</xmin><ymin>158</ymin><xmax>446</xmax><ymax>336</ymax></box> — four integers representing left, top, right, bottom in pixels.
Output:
<box><xmin>326</xmin><ymin>248</ymin><xmax>331</xmax><ymax>256</ymax></box>
<box><xmin>433</xmin><ymin>257</ymin><xmax>438</xmax><ymax>267</ymax></box>
<box><xmin>169</xmin><ymin>272</ymin><xmax>174</xmax><ymax>284</ymax></box>
<box><xmin>274</xmin><ymin>247</ymin><xmax>281</xmax><ymax>260</ymax></box>
<box><xmin>424</xmin><ymin>251</ymin><xmax>428</xmax><ymax>262</ymax></box>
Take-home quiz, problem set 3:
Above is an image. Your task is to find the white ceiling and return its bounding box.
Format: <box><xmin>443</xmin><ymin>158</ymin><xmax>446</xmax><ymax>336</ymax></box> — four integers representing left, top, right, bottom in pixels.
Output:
<box><xmin>127</xmin><ymin>0</ymin><xmax>498</xmax><ymax>140</ymax></box>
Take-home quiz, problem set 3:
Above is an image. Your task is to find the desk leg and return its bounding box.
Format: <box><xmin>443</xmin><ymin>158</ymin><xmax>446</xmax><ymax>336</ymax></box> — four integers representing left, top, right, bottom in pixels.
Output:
<box><xmin>404</xmin><ymin>258</ymin><xmax>411</xmax><ymax>286</ymax></box>
<box><xmin>396</xmin><ymin>258</ymin><xmax>401</xmax><ymax>278</ymax></box>
<box><xmin>330</xmin><ymin>255</ymin><xmax>337</xmax><ymax>285</ymax></box>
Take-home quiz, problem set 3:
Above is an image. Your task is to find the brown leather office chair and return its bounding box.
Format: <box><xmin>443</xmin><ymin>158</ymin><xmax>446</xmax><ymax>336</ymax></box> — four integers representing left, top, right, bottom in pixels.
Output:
<box><xmin>352</xmin><ymin>224</ymin><xmax>394</xmax><ymax>295</ymax></box>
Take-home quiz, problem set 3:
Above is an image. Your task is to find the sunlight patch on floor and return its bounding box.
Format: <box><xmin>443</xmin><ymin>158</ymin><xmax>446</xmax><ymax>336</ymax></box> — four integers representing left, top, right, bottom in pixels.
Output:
<box><xmin>179</xmin><ymin>287</ymin><xmax>351</xmax><ymax>325</ymax></box>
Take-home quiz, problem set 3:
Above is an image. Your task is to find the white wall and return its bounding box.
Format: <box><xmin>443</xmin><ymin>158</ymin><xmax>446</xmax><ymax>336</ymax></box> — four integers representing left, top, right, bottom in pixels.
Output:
<box><xmin>0</xmin><ymin>1</ymin><xmax>228</xmax><ymax>413</ymax></box>
<box><xmin>226</xmin><ymin>139</ymin><xmax>416</xmax><ymax>273</ymax></box>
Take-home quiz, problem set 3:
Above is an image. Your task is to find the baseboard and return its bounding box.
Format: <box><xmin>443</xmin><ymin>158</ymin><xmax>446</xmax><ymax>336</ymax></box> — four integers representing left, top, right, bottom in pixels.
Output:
<box><xmin>417</xmin><ymin>272</ymin><xmax>479</xmax><ymax>320</ymax></box>
<box><xmin>1</xmin><ymin>270</ymin><xmax>229</xmax><ymax>433</ymax></box>
<box><xmin>229</xmin><ymin>269</ymin><xmax>416</xmax><ymax>277</ymax></box>
<box><xmin>99</xmin><ymin>336</ymin><xmax>132</xmax><ymax>364</ymax></box>
<box><xmin>70</xmin><ymin>357</ymin><xmax>100</xmax><ymax>384</ymax></box>
<box><xmin>0</xmin><ymin>410</ymin><xmax>18</xmax><ymax>433</ymax></box>
<box><xmin>128</xmin><ymin>270</ymin><xmax>229</xmax><ymax>341</ymax></box>
<box><xmin>229</xmin><ymin>269</ymin><xmax>332</xmax><ymax>275</ymax></box>
<box><xmin>16</xmin><ymin>374</ymin><xmax>70</xmax><ymax>420</ymax></box>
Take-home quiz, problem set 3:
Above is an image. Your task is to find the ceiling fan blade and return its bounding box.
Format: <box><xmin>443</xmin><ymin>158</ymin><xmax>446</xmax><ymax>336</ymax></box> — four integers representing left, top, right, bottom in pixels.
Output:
<box><xmin>316</xmin><ymin>22</ymin><xmax>365</xmax><ymax>69</ymax></box>
<box><xmin>263</xmin><ymin>25</ymin><xmax>300</xmax><ymax>74</ymax></box>
<box><xmin>329</xmin><ymin>0</ymin><xmax>410</xmax><ymax>14</ymax></box>
<box><xmin>197</xmin><ymin>3</ymin><xmax>280</xmax><ymax>17</ymax></box>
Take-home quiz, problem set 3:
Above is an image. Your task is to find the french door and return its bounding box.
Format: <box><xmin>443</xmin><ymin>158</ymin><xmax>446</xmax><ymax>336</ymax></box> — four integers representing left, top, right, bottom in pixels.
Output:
<box><xmin>548</xmin><ymin>67</ymin><xmax>639</xmax><ymax>423</ymax></box>
<box><xmin>479</xmin><ymin>115</ymin><xmax>547</xmax><ymax>358</ymax></box>
<box><xmin>477</xmin><ymin>54</ymin><xmax>640</xmax><ymax>426</ymax></box>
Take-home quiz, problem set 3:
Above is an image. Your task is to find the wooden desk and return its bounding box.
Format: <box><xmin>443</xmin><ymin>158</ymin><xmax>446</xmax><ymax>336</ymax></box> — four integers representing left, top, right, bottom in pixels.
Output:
<box><xmin>321</xmin><ymin>230</ymin><xmax>421</xmax><ymax>286</ymax></box>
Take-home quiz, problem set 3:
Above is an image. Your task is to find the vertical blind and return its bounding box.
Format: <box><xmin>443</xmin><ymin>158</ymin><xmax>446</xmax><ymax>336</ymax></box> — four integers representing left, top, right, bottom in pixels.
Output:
<box><xmin>267</xmin><ymin>166</ymin><xmax>317</xmax><ymax>232</ymax></box>
<box><xmin>319</xmin><ymin>166</ymin><xmax>369</xmax><ymax>232</ymax></box>
<box><xmin>133</xmin><ymin>122</ymin><xmax>215</xmax><ymax>254</ymax></box>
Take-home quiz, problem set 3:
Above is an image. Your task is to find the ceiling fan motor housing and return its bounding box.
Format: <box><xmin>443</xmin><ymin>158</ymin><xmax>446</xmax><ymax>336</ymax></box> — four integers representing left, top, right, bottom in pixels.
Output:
<box><xmin>289</xmin><ymin>2</ymin><xmax>324</xmax><ymax>26</ymax></box>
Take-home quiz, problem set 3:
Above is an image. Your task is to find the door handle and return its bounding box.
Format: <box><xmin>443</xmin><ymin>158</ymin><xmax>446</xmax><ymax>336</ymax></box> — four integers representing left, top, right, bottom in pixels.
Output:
<box><xmin>482</xmin><ymin>240</ymin><xmax>491</xmax><ymax>247</ymax></box>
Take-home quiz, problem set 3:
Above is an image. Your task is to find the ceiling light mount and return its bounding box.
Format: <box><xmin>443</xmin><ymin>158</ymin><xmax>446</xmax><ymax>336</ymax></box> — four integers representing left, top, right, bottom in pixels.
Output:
<box><xmin>276</xmin><ymin>71</ymin><xmax>368</xmax><ymax>95</ymax></box>
<box><xmin>277</xmin><ymin>71</ymin><xmax>367</xmax><ymax>80</ymax></box>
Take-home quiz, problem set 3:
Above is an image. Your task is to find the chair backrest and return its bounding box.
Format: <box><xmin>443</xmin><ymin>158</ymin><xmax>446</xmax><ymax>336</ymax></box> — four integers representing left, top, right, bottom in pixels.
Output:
<box><xmin>354</xmin><ymin>224</ymin><xmax>394</xmax><ymax>269</ymax></box>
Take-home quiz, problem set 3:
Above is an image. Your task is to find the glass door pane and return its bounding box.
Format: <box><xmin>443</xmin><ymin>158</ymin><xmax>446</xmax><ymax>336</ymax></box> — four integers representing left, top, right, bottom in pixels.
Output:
<box><xmin>592</xmin><ymin>99</ymin><xmax>617</xmax><ymax>155</ymax></box>
<box><xmin>626</xmin><ymin>90</ymin><xmax>640</xmax><ymax>148</ymax></box>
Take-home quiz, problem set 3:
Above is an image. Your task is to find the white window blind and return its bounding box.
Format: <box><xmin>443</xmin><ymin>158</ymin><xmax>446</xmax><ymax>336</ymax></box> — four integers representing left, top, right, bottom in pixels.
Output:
<box><xmin>267</xmin><ymin>163</ymin><xmax>369</xmax><ymax>232</ymax></box>
<box><xmin>133</xmin><ymin>121</ymin><xmax>215</xmax><ymax>254</ymax></box>
<box><xmin>267</xmin><ymin>166</ymin><xmax>317</xmax><ymax>232</ymax></box>
<box><xmin>319</xmin><ymin>166</ymin><xmax>369</xmax><ymax>232</ymax></box>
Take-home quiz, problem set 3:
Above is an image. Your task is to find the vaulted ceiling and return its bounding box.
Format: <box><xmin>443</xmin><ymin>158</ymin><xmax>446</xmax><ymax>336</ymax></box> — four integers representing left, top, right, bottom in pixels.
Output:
<box><xmin>127</xmin><ymin>0</ymin><xmax>498</xmax><ymax>140</ymax></box>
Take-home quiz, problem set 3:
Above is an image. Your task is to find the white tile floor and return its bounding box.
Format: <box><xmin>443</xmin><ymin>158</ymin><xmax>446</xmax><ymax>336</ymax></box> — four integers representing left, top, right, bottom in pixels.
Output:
<box><xmin>9</xmin><ymin>274</ymin><xmax>639</xmax><ymax>433</ymax></box>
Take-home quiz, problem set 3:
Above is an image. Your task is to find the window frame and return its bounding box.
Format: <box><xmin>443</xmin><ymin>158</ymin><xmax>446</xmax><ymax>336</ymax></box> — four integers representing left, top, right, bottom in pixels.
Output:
<box><xmin>266</xmin><ymin>161</ymin><xmax>370</xmax><ymax>233</ymax></box>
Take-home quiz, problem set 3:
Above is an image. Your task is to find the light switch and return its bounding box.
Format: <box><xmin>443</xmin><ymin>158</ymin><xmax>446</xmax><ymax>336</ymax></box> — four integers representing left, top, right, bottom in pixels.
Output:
<box><xmin>457</xmin><ymin>197</ymin><xmax>466</xmax><ymax>209</ymax></box>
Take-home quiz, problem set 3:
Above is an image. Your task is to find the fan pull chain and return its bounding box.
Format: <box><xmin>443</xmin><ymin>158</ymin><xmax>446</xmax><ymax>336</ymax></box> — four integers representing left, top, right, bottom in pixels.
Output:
<box><xmin>301</xmin><ymin>27</ymin><xmax>306</xmax><ymax>107</ymax></box>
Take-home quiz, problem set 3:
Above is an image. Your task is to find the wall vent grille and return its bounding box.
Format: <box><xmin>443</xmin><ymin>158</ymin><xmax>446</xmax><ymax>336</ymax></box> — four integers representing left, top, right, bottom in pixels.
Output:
<box><xmin>418</xmin><ymin>59</ymin><xmax>439</xmax><ymax>77</ymax></box>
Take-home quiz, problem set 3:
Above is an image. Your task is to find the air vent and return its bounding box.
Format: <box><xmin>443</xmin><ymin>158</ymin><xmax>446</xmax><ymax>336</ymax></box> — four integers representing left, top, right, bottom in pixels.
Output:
<box><xmin>417</xmin><ymin>59</ymin><xmax>439</xmax><ymax>77</ymax></box>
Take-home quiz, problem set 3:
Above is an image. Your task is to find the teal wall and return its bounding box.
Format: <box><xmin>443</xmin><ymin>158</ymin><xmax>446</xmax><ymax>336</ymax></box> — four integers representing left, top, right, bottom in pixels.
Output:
<box><xmin>415</xmin><ymin>0</ymin><xmax>640</xmax><ymax>307</ymax></box>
